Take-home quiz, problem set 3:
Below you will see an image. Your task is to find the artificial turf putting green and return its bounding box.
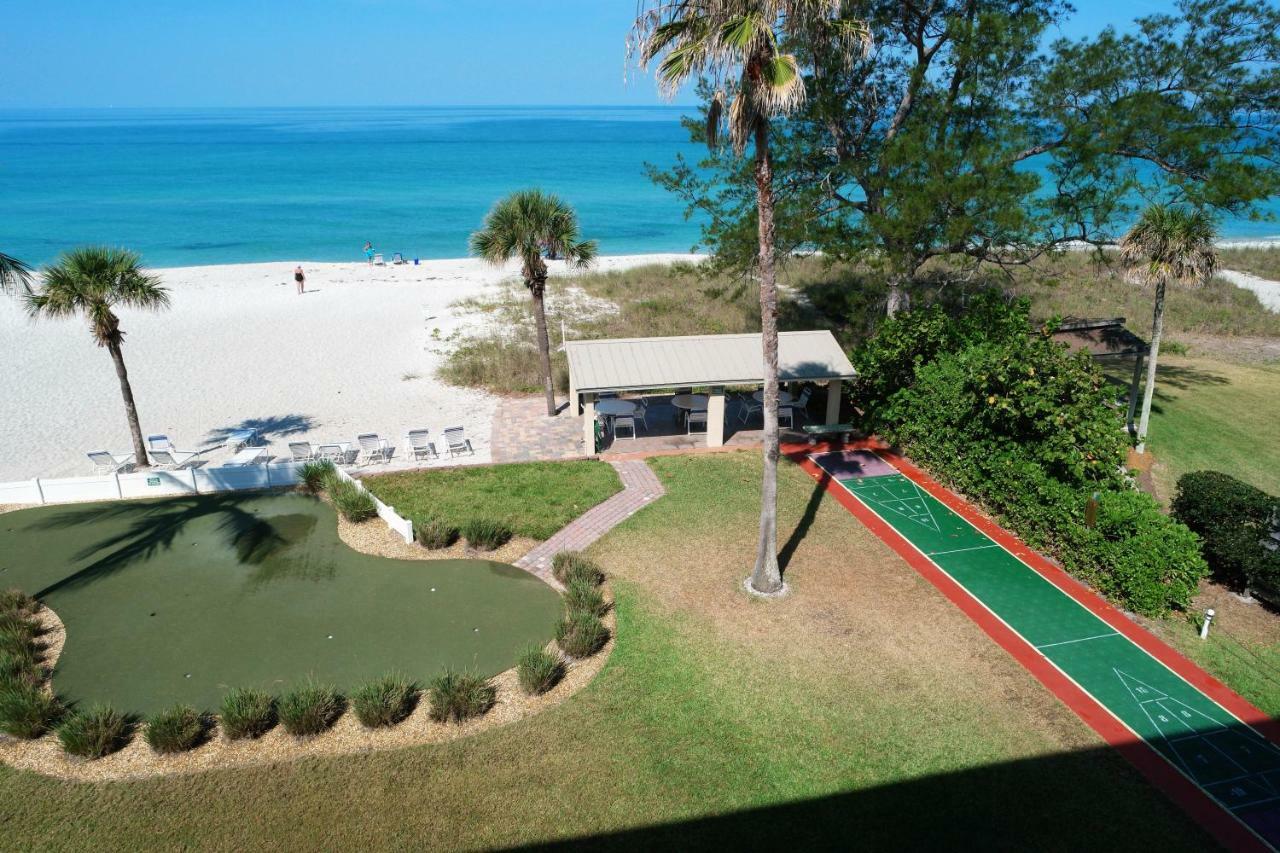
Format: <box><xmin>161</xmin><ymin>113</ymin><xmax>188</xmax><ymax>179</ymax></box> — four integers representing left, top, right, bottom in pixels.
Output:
<box><xmin>0</xmin><ymin>492</ymin><xmax>561</xmax><ymax>715</ymax></box>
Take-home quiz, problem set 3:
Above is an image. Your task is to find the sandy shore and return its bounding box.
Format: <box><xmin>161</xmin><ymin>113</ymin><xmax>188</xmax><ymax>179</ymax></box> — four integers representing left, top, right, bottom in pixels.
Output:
<box><xmin>0</xmin><ymin>253</ymin><xmax>699</xmax><ymax>483</ymax></box>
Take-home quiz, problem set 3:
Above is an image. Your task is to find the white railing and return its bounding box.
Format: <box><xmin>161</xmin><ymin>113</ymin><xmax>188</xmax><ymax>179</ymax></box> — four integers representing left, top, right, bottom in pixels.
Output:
<box><xmin>331</xmin><ymin>466</ymin><xmax>415</xmax><ymax>544</ymax></box>
<box><xmin>0</xmin><ymin>463</ymin><xmax>304</xmax><ymax>507</ymax></box>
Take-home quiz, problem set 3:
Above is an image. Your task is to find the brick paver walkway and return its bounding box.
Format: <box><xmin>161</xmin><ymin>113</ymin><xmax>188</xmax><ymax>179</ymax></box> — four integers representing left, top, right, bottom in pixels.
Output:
<box><xmin>491</xmin><ymin>396</ymin><xmax>586</xmax><ymax>463</ymax></box>
<box><xmin>514</xmin><ymin>459</ymin><xmax>664</xmax><ymax>587</ymax></box>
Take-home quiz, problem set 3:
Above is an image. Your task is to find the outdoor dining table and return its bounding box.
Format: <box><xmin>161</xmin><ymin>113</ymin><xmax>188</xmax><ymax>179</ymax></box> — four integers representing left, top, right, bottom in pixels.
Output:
<box><xmin>671</xmin><ymin>393</ymin><xmax>709</xmax><ymax>412</ymax></box>
<box><xmin>752</xmin><ymin>389</ymin><xmax>794</xmax><ymax>405</ymax></box>
<box><xmin>595</xmin><ymin>398</ymin><xmax>639</xmax><ymax>417</ymax></box>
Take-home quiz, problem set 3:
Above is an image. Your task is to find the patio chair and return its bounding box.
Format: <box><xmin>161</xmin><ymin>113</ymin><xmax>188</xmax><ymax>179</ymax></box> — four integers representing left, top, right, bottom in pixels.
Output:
<box><xmin>407</xmin><ymin>429</ymin><xmax>438</xmax><ymax>461</ymax></box>
<box><xmin>149</xmin><ymin>448</ymin><xmax>202</xmax><ymax>470</ymax></box>
<box><xmin>443</xmin><ymin>427</ymin><xmax>474</xmax><ymax>457</ymax></box>
<box><xmin>634</xmin><ymin>398</ymin><xmax>650</xmax><ymax>428</ymax></box>
<box><xmin>288</xmin><ymin>442</ymin><xmax>315</xmax><ymax>463</ymax></box>
<box><xmin>87</xmin><ymin>450</ymin><xmax>134</xmax><ymax>474</ymax></box>
<box><xmin>687</xmin><ymin>410</ymin><xmax>708</xmax><ymax>434</ymax></box>
<box><xmin>391</xmin><ymin>252</ymin><xmax>406</xmax><ymax>264</ymax></box>
<box><xmin>737</xmin><ymin>393</ymin><xmax>762</xmax><ymax>424</ymax></box>
<box><xmin>781</xmin><ymin>387</ymin><xmax>813</xmax><ymax>429</ymax></box>
<box><xmin>778</xmin><ymin>407</ymin><xmax>795</xmax><ymax>430</ymax></box>
<box><xmin>356</xmin><ymin>433</ymin><xmax>392</xmax><ymax>465</ymax></box>
<box><xmin>317</xmin><ymin>444</ymin><xmax>348</xmax><ymax>465</ymax></box>
<box><xmin>373</xmin><ymin>253</ymin><xmax>385</xmax><ymax>265</ymax></box>
<box><xmin>147</xmin><ymin>434</ymin><xmax>173</xmax><ymax>452</ymax></box>
<box><xmin>613</xmin><ymin>415</ymin><xmax>638</xmax><ymax>440</ymax></box>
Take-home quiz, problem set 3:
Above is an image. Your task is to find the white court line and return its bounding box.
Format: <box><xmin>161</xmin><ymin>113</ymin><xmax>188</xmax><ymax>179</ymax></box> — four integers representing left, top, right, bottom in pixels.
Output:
<box><xmin>928</xmin><ymin>543</ymin><xmax>1001</xmax><ymax>557</ymax></box>
<box><xmin>1036</xmin><ymin>632</ymin><xmax>1121</xmax><ymax>650</ymax></box>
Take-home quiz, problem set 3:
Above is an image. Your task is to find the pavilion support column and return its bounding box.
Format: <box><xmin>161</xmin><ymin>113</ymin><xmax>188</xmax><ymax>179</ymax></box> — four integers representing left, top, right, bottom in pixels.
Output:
<box><xmin>707</xmin><ymin>387</ymin><xmax>726</xmax><ymax>448</ymax></box>
<box><xmin>825</xmin><ymin>379</ymin><xmax>842</xmax><ymax>424</ymax></box>
<box><xmin>582</xmin><ymin>393</ymin><xmax>597</xmax><ymax>453</ymax></box>
<box><xmin>568</xmin><ymin>377</ymin><xmax>578</xmax><ymax>416</ymax></box>
<box><xmin>1126</xmin><ymin>353</ymin><xmax>1145</xmax><ymax>436</ymax></box>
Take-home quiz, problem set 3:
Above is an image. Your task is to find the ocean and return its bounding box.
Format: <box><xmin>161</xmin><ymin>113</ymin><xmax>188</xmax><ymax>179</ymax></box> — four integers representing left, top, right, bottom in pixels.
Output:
<box><xmin>1</xmin><ymin>106</ymin><xmax>1276</xmax><ymax>268</ymax></box>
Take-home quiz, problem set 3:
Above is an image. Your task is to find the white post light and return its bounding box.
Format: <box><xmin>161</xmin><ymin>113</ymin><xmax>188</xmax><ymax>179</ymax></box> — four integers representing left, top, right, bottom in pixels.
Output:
<box><xmin>1200</xmin><ymin>608</ymin><xmax>1215</xmax><ymax>640</ymax></box>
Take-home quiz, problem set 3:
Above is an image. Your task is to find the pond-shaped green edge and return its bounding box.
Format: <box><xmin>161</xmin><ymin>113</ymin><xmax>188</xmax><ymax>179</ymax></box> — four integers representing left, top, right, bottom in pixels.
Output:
<box><xmin>0</xmin><ymin>492</ymin><xmax>563</xmax><ymax>715</ymax></box>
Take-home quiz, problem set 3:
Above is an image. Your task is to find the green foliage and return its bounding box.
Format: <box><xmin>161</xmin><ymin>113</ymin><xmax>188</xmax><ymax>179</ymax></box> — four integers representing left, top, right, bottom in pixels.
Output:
<box><xmin>427</xmin><ymin>670</ymin><xmax>495</xmax><ymax>723</ymax></box>
<box><xmin>516</xmin><ymin>646</ymin><xmax>564</xmax><ymax>696</ymax></box>
<box><xmin>0</xmin><ymin>647</ymin><xmax>40</xmax><ymax>688</ymax></box>
<box><xmin>0</xmin><ymin>613</ymin><xmax>39</xmax><ymax>649</ymax></box>
<box><xmin>278</xmin><ymin>681</ymin><xmax>344</xmax><ymax>737</ymax></box>
<box><xmin>414</xmin><ymin>517</ymin><xmax>459</xmax><ymax>550</ymax></box>
<box><xmin>351</xmin><ymin>674</ymin><xmax>418</xmax><ymax>729</ymax></box>
<box><xmin>0</xmin><ymin>684</ymin><xmax>60</xmax><ymax>739</ymax></box>
<box><xmin>552</xmin><ymin>552</ymin><xmax>605</xmax><ymax>586</ymax></box>
<box><xmin>461</xmin><ymin>518</ymin><xmax>513</xmax><ymax>551</ymax></box>
<box><xmin>0</xmin><ymin>589</ymin><xmax>39</xmax><ymax>615</ymax></box>
<box><xmin>219</xmin><ymin>687</ymin><xmax>277</xmax><ymax>740</ymax></box>
<box><xmin>299</xmin><ymin>460</ymin><xmax>334</xmax><ymax>495</ymax></box>
<box><xmin>855</xmin><ymin>295</ymin><xmax>1207</xmax><ymax>615</ymax></box>
<box><xmin>556</xmin><ymin>610</ymin><xmax>610</xmax><ymax>658</ymax></box>
<box><xmin>564</xmin><ymin>578</ymin><xmax>609</xmax><ymax>618</ymax></box>
<box><xmin>144</xmin><ymin>705</ymin><xmax>208</xmax><ymax>754</ymax></box>
<box><xmin>328</xmin><ymin>478</ymin><xmax>377</xmax><ymax>523</ymax></box>
<box><xmin>57</xmin><ymin>705</ymin><xmax>133</xmax><ymax>759</ymax></box>
<box><xmin>1173</xmin><ymin>472</ymin><xmax>1280</xmax><ymax>603</ymax></box>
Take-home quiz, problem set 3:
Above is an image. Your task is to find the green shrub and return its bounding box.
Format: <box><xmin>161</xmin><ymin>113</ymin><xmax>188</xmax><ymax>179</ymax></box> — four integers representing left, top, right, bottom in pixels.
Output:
<box><xmin>1173</xmin><ymin>471</ymin><xmax>1280</xmax><ymax>602</ymax></box>
<box><xmin>415</xmin><ymin>517</ymin><xmax>459</xmax><ymax>550</ymax></box>
<box><xmin>427</xmin><ymin>670</ymin><xmax>495</xmax><ymax>723</ymax></box>
<box><xmin>278</xmin><ymin>681</ymin><xmax>344</xmax><ymax>736</ymax></box>
<box><xmin>351</xmin><ymin>673</ymin><xmax>418</xmax><ymax>728</ymax></box>
<box><xmin>0</xmin><ymin>684</ymin><xmax>60</xmax><ymax>739</ymax></box>
<box><xmin>0</xmin><ymin>645</ymin><xmax>39</xmax><ymax>679</ymax></box>
<box><xmin>299</xmin><ymin>460</ymin><xmax>335</xmax><ymax>494</ymax></box>
<box><xmin>517</xmin><ymin>646</ymin><xmax>564</xmax><ymax>696</ymax></box>
<box><xmin>564</xmin><ymin>578</ymin><xmax>609</xmax><ymax>617</ymax></box>
<box><xmin>0</xmin><ymin>613</ymin><xmax>38</xmax><ymax>647</ymax></box>
<box><xmin>219</xmin><ymin>687</ymin><xmax>276</xmax><ymax>740</ymax></box>
<box><xmin>556</xmin><ymin>610</ymin><xmax>610</xmax><ymax>658</ymax></box>
<box><xmin>461</xmin><ymin>518</ymin><xmax>513</xmax><ymax>551</ymax></box>
<box><xmin>0</xmin><ymin>589</ymin><xmax>39</xmax><ymax>615</ymax></box>
<box><xmin>57</xmin><ymin>705</ymin><xmax>132</xmax><ymax>758</ymax></box>
<box><xmin>329</xmin><ymin>478</ymin><xmax>378</xmax><ymax>523</ymax></box>
<box><xmin>552</xmin><ymin>552</ymin><xmax>604</xmax><ymax>586</ymax></box>
<box><xmin>144</xmin><ymin>705</ymin><xmax>208</xmax><ymax>754</ymax></box>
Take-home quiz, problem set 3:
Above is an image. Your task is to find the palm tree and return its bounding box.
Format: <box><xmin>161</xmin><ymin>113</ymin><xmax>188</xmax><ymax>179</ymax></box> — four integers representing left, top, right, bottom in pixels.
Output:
<box><xmin>1119</xmin><ymin>205</ymin><xmax>1218</xmax><ymax>454</ymax></box>
<box><xmin>470</xmin><ymin>190</ymin><xmax>598</xmax><ymax>417</ymax></box>
<box><xmin>632</xmin><ymin>0</ymin><xmax>870</xmax><ymax>595</ymax></box>
<box><xmin>27</xmin><ymin>247</ymin><xmax>170</xmax><ymax>468</ymax></box>
<box><xmin>0</xmin><ymin>251</ymin><xmax>33</xmax><ymax>294</ymax></box>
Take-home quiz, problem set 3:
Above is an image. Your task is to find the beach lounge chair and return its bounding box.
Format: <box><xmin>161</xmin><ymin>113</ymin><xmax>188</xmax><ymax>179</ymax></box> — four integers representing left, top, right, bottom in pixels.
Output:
<box><xmin>356</xmin><ymin>433</ymin><xmax>392</xmax><ymax>465</ymax></box>
<box><xmin>147</xmin><ymin>434</ymin><xmax>173</xmax><ymax>452</ymax></box>
<box><xmin>317</xmin><ymin>444</ymin><xmax>347</xmax><ymax>465</ymax></box>
<box><xmin>443</xmin><ymin>427</ymin><xmax>474</xmax><ymax>458</ymax></box>
<box><xmin>407</xmin><ymin>429</ymin><xmax>438</xmax><ymax>461</ymax></box>
<box><xmin>87</xmin><ymin>450</ymin><xmax>134</xmax><ymax>474</ymax></box>
<box><xmin>149</xmin><ymin>448</ymin><xmax>202</xmax><ymax>470</ymax></box>
<box><xmin>391</xmin><ymin>252</ymin><xmax>406</xmax><ymax>265</ymax></box>
<box><xmin>373</xmin><ymin>253</ymin><xmax>385</xmax><ymax>266</ymax></box>
<box><xmin>288</xmin><ymin>442</ymin><xmax>315</xmax><ymax>463</ymax></box>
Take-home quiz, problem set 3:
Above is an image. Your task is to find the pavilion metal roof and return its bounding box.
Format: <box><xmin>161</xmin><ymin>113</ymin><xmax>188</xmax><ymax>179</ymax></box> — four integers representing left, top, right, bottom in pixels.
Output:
<box><xmin>565</xmin><ymin>330</ymin><xmax>857</xmax><ymax>394</ymax></box>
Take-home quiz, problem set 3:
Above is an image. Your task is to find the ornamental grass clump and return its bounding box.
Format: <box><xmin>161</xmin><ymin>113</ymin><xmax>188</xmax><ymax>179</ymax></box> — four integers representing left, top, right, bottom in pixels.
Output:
<box><xmin>461</xmin><ymin>518</ymin><xmax>513</xmax><ymax>551</ymax></box>
<box><xmin>278</xmin><ymin>681</ymin><xmax>344</xmax><ymax>737</ymax></box>
<box><xmin>556</xmin><ymin>609</ymin><xmax>610</xmax><ymax>659</ymax></box>
<box><xmin>144</xmin><ymin>704</ymin><xmax>208</xmax><ymax>754</ymax></box>
<box><xmin>552</xmin><ymin>552</ymin><xmax>604</xmax><ymax>587</ymax></box>
<box><xmin>57</xmin><ymin>704</ymin><xmax>132</xmax><ymax>759</ymax></box>
<box><xmin>351</xmin><ymin>673</ymin><xmax>418</xmax><ymax>728</ymax></box>
<box><xmin>516</xmin><ymin>646</ymin><xmax>564</xmax><ymax>696</ymax></box>
<box><xmin>0</xmin><ymin>684</ymin><xmax>61</xmax><ymax>739</ymax></box>
<box><xmin>0</xmin><ymin>613</ymin><xmax>38</xmax><ymax>648</ymax></box>
<box><xmin>219</xmin><ymin>687</ymin><xmax>277</xmax><ymax>740</ymax></box>
<box><xmin>329</xmin><ymin>478</ymin><xmax>378</xmax><ymax>523</ymax></box>
<box><xmin>0</xmin><ymin>589</ymin><xmax>39</xmax><ymax>616</ymax></box>
<box><xmin>564</xmin><ymin>578</ymin><xmax>609</xmax><ymax>618</ymax></box>
<box><xmin>415</xmin><ymin>517</ymin><xmax>459</xmax><ymax>550</ymax></box>
<box><xmin>299</xmin><ymin>460</ymin><xmax>335</xmax><ymax>495</ymax></box>
<box><xmin>427</xmin><ymin>670</ymin><xmax>495</xmax><ymax>723</ymax></box>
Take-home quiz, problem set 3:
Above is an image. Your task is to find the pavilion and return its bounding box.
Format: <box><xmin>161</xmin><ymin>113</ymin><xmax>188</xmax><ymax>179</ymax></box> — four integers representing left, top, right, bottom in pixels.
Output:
<box><xmin>564</xmin><ymin>330</ymin><xmax>857</xmax><ymax>449</ymax></box>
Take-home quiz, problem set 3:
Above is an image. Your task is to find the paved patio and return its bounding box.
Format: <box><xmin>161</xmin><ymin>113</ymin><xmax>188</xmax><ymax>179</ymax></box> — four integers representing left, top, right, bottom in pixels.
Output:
<box><xmin>490</xmin><ymin>396</ymin><xmax>589</xmax><ymax>463</ymax></box>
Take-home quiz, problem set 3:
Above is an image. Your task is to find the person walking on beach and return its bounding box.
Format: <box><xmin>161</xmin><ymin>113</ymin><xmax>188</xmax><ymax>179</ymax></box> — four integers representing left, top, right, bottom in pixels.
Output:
<box><xmin>294</xmin><ymin>265</ymin><xmax>305</xmax><ymax>295</ymax></box>
<box><xmin>364</xmin><ymin>241</ymin><xmax>375</xmax><ymax>265</ymax></box>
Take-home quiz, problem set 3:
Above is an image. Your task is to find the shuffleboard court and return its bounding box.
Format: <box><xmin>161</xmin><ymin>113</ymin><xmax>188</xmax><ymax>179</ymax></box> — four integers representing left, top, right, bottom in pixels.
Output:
<box><xmin>806</xmin><ymin>448</ymin><xmax>1280</xmax><ymax>850</ymax></box>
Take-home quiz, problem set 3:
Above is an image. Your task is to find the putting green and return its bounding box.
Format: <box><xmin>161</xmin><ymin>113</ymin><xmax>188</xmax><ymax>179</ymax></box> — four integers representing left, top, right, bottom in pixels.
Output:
<box><xmin>0</xmin><ymin>493</ymin><xmax>561</xmax><ymax>715</ymax></box>
<box><xmin>810</xmin><ymin>449</ymin><xmax>1280</xmax><ymax>848</ymax></box>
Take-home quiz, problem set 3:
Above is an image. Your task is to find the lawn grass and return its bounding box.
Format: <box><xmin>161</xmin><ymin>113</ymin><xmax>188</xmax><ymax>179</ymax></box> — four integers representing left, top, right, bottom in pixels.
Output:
<box><xmin>363</xmin><ymin>459</ymin><xmax>621</xmax><ymax>540</ymax></box>
<box><xmin>0</xmin><ymin>453</ymin><xmax>1211</xmax><ymax>849</ymax></box>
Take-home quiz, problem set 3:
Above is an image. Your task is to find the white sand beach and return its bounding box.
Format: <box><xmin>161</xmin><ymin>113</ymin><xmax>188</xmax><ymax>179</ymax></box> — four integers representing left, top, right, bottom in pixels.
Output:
<box><xmin>0</xmin><ymin>253</ymin><xmax>700</xmax><ymax>483</ymax></box>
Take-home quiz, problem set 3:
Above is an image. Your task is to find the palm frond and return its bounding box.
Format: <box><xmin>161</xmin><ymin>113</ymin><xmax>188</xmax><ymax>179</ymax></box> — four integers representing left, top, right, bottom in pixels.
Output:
<box><xmin>25</xmin><ymin>246</ymin><xmax>169</xmax><ymax>345</ymax></box>
<box><xmin>0</xmin><ymin>251</ymin><xmax>33</xmax><ymax>295</ymax></box>
<box><xmin>1119</xmin><ymin>205</ymin><xmax>1219</xmax><ymax>287</ymax></box>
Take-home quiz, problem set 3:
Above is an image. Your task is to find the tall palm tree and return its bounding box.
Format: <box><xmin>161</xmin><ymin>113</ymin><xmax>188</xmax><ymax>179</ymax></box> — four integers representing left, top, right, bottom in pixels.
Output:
<box><xmin>27</xmin><ymin>247</ymin><xmax>170</xmax><ymax>468</ymax></box>
<box><xmin>632</xmin><ymin>0</ymin><xmax>870</xmax><ymax>595</ymax></box>
<box><xmin>470</xmin><ymin>190</ymin><xmax>598</xmax><ymax>417</ymax></box>
<box><xmin>0</xmin><ymin>251</ymin><xmax>33</xmax><ymax>294</ymax></box>
<box><xmin>1119</xmin><ymin>205</ymin><xmax>1218</xmax><ymax>454</ymax></box>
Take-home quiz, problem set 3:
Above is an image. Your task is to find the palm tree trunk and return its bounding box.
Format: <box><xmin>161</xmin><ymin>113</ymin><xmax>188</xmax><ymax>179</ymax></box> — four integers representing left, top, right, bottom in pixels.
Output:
<box><xmin>1135</xmin><ymin>279</ymin><xmax>1166</xmax><ymax>455</ymax></box>
<box><xmin>530</xmin><ymin>280</ymin><xmax>557</xmax><ymax>417</ymax></box>
<box><xmin>107</xmin><ymin>339</ymin><xmax>150</xmax><ymax>468</ymax></box>
<box><xmin>749</xmin><ymin>119</ymin><xmax>784</xmax><ymax>596</ymax></box>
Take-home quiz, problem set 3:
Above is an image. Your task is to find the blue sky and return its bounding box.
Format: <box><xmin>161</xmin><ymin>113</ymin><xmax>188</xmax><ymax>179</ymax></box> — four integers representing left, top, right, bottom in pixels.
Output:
<box><xmin>1</xmin><ymin>0</ymin><xmax>1176</xmax><ymax>108</ymax></box>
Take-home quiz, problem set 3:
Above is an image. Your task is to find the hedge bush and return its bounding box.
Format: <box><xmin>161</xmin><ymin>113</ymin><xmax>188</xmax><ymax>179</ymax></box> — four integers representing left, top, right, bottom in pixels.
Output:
<box><xmin>415</xmin><ymin>517</ymin><xmax>460</xmax><ymax>550</ymax></box>
<box><xmin>1173</xmin><ymin>471</ymin><xmax>1280</xmax><ymax>603</ymax></box>
<box><xmin>427</xmin><ymin>670</ymin><xmax>495</xmax><ymax>723</ymax></box>
<box><xmin>351</xmin><ymin>674</ymin><xmax>418</xmax><ymax>728</ymax></box>
<box><xmin>145</xmin><ymin>705</ymin><xmax>208</xmax><ymax>754</ymax></box>
<box><xmin>0</xmin><ymin>684</ymin><xmax>60</xmax><ymax>739</ymax></box>
<box><xmin>57</xmin><ymin>705</ymin><xmax>133</xmax><ymax>759</ymax></box>
<box><xmin>278</xmin><ymin>681</ymin><xmax>344</xmax><ymax>736</ymax></box>
<box><xmin>556</xmin><ymin>610</ymin><xmax>610</xmax><ymax>658</ymax></box>
<box><xmin>461</xmin><ymin>518</ymin><xmax>513</xmax><ymax>551</ymax></box>
<box><xmin>552</xmin><ymin>552</ymin><xmax>604</xmax><ymax>586</ymax></box>
<box><xmin>517</xmin><ymin>646</ymin><xmax>564</xmax><ymax>696</ymax></box>
<box><xmin>219</xmin><ymin>687</ymin><xmax>277</xmax><ymax>740</ymax></box>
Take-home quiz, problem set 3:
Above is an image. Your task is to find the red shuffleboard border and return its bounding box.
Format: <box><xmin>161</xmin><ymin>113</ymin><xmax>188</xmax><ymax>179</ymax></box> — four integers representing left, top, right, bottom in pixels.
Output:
<box><xmin>783</xmin><ymin>438</ymin><xmax>1274</xmax><ymax>852</ymax></box>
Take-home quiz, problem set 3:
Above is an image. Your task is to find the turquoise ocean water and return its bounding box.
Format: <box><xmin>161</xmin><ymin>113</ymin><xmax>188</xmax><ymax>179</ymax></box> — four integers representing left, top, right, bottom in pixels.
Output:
<box><xmin>1</xmin><ymin>106</ymin><xmax>1276</xmax><ymax>268</ymax></box>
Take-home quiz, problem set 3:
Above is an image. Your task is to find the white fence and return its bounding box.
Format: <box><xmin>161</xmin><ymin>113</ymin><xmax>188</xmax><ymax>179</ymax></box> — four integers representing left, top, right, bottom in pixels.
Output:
<box><xmin>331</xmin><ymin>466</ymin><xmax>415</xmax><ymax>544</ymax></box>
<box><xmin>0</xmin><ymin>462</ymin><xmax>304</xmax><ymax>507</ymax></box>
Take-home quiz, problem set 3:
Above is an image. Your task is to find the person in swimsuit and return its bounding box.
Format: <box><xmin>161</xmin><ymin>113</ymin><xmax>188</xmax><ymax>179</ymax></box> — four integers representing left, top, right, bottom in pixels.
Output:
<box><xmin>364</xmin><ymin>241</ymin><xmax>375</xmax><ymax>264</ymax></box>
<box><xmin>294</xmin><ymin>265</ymin><xmax>305</xmax><ymax>295</ymax></box>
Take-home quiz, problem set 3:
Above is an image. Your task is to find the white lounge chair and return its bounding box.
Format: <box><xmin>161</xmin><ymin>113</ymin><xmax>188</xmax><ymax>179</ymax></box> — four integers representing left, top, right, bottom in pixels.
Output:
<box><xmin>147</xmin><ymin>434</ymin><xmax>173</xmax><ymax>452</ymax></box>
<box><xmin>373</xmin><ymin>253</ymin><xmax>385</xmax><ymax>266</ymax></box>
<box><xmin>391</xmin><ymin>252</ymin><xmax>406</xmax><ymax>265</ymax></box>
<box><xmin>289</xmin><ymin>442</ymin><xmax>315</xmax><ymax>463</ymax></box>
<box><xmin>317</xmin><ymin>444</ymin><xmax>347</xmax><ymax>465</ymax></box>
<box><xmin>87</xmin><ymin>451</ymin><xmax>134</xmax><ymax>474</ymax></box>
<box><xmin>407</xmin><ymin>429</ymin><xmax>438</xmax><ymax>461</ymax></box>
<box><xmin>356</xmin><ymin>433</ymin><xmax>391</xmax><ymax>465</ymax></box>
<box><xmin>443</xmin><ymin>427</ymin><xmax>474</xmax><ymax>458</ymax></box>
<box><xmin>149</xmin><ymin>448</ymin><xmax>202</xmax><ymax>470</ymax></box>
